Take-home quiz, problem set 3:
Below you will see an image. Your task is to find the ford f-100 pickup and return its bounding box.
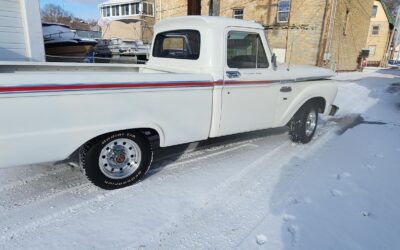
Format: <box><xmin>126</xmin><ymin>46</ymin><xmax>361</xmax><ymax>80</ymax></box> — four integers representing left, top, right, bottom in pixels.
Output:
<box><xmin>0</xmin><ymin>16</ymin><xmax>338</xmax><ymax>189</ymax></box>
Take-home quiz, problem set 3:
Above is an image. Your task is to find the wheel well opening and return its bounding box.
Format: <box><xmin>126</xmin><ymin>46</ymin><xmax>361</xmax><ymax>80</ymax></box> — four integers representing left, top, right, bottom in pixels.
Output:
<box><xmin>67</xmin><ymin>128</ymin><xmax>161</xmax><ymax>164</ymax></box>
<box><xmin>308</xmin><ymin>97</ymin><xmax>326</xmax><ymax>113</ymax></box>
<box><xmin>85</xmin><ymin>128</ymin><xmax>160</xmax><ymax>147</ymax></box>
<box><xmin>137</xmin><ymin>128</ymin><xmax>160</xmax><ymax>149</ymax></box>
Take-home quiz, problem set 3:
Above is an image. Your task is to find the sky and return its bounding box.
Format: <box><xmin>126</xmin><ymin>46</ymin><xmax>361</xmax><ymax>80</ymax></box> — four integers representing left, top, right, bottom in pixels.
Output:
<box><xmin>39</xmin><ymin>0</ymin><xmax>104</xmax><ymax>20</ymax></box>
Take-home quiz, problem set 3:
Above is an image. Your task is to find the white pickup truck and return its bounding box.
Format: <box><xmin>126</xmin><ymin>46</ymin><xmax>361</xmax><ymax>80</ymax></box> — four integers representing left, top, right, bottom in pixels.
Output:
<box><xmin>0</xmin><ymin>16</ymin><xmax>338</xmax><ymax>189</ymax></box>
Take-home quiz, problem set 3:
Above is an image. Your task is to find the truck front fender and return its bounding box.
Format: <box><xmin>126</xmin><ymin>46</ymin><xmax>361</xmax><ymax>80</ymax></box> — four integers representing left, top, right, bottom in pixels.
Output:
<box><xmin>275</xmin><ymin>80</ymin><xmax>338</xmax><ymax>127</ymax></box>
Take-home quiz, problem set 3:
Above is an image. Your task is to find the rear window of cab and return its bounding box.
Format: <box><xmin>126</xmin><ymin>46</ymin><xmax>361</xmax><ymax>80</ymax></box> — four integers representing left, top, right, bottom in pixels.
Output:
<box><xmin>152</xmin><ymin>30</ymin><xmax>201</xmax><ymax>60</ymax></box>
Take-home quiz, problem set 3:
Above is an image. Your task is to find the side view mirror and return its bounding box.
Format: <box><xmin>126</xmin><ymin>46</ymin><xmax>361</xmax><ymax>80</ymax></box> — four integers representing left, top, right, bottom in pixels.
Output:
<box><xmin>271</xmin><ymin>53</ymin><xmax>278</xmax><ymax>71</ymax></box>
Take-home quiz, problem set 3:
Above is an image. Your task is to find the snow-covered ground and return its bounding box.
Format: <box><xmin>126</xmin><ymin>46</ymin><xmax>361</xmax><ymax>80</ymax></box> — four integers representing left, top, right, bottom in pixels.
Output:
<box><xmin>1</xmin><ymin>69</ymin><xmax>399</xmax><ymax>250</ymax></box>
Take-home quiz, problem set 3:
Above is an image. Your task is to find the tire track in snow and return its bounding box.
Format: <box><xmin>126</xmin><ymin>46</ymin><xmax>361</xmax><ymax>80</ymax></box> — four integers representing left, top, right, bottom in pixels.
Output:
<box><xmin>148</xmin><ymin>130</ymin><xmax>283</xmax><ymax>176</ymax></box>
<box><xmin>0</xmin><ymin>142</ymin><xmax>255</xmax><ymax>240</ymax></box>
<box><xmin>0</xmin><ymin>137</ymin><xmax>261</xmax><ymax>244</ymax></box>
<box><xmin>152</xmin><ymin>128</ymin><xmax>284</xmax><ymax>165</ymax></box>
<box><xmin>0</xmin><ymin>166</ymin><xmax>70</xmax><ymax>193</ymax></box>
<box><xmin>0</xmin><ymin>166</ymin><xmax>89</xmax><ymax>211</ymax></box>
<box><xmin>146</xmin><ymin>143</ymin><xmax>293</xmax><ymax>248</ymax></box>
<box><xmin>0</xmin><ymin>180</ymin><xmax>96</xmax><ymax>240</ymax></box>
<box><xmin>0</xmin><ymin>126</ymin><xmax>337</xmax><ymax>247</ymax></box>
<box><xmin>0</xmin><ymin>179</ymin><xmax>90</xmax><ymax>211</ymax></box>
<box><xmin>149</xmin><ymin>142</ymin><xmax>257</xmax><ymax>175</ymax></box>
<box><xmin>0</xmin><ymin>185</ymin><xmax>123</xmax><ymax>243</ymax></box>
<box><xmin>233</xmin><ymin>128</ymin><xmax>339</xmax><ymax>248</ymax></box>
<box><xmin>0</xmin><ymin>135</ymin><xmax>258</xmax><ymax>213</ymax></box>
<box><xmin>136</xmin><ymin>127</ymin><xmax>339</xmax><ymax>249</ymax></box>
<box><xmin>0</xmin><ymin>135</ymin><xmax>257</xmax><ymax>220</ymax></box>
<box><xmin>121</xmin><ymin>138</ymin><xmax>294</xmax><ymax>249</ymax></box>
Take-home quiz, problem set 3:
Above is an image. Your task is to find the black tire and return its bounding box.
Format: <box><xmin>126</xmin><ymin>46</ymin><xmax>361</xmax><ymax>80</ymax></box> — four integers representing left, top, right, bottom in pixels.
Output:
<box><xmin>80</xmin><ymin>131</ymin><xmax>153</xmax><ymax>190</ymax></box>
<box><xmin>288</xmin><ymin>102</ymin><xmax>319</xmax><ymax>144</ymax></box>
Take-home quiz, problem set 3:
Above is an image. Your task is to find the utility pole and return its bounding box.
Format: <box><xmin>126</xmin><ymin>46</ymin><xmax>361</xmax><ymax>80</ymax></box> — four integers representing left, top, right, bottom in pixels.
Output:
<box><xmin>213</xmin><ymin>0</ymin><xmax>220</xmax><ymax>16</ymax></box>
<box><xmin>209</xmin><ymin>0</ymin><xmax>220</xmax><ymax>16</ymax></box>
<box><xmin>383</xmin><ymin>6</ymin><xmax>400</xmax><ymax>67</ymax></box>
<box><xmin>285</xmin><ymin>0</ymin><xmax>293</xmax><ymax>68</ymax></box>
<box><xmin>159</xmin><ymin>0</ymin><xmax>162</xmax><ymax>20</ymax></box>
<box><xmin>317</xmin><ymin>0</ymin><xmax>333</xmax><ymax>67</ymax></box>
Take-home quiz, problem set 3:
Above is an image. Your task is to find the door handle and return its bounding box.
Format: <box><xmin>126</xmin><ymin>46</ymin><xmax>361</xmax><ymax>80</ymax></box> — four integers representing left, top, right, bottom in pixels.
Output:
<box><xmin>280</xmin><ymin>86</ymin><xmax>292</xmax><ymax>92</ymax></box>
<box><xmin>226</xmin><ymin>71</ymin><xmax>241</xmax><ymax>79</ymax></box>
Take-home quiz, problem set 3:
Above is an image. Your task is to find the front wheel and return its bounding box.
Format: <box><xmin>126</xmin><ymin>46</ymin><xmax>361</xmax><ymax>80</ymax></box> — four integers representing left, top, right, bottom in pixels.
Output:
<box><xmin>288</xmin><ymin>102</ymin><xmax>319</xmax><ymax>144</ymax></box>
<box><xmin>80</xmin><ymin>131</ymin><xmax>153</xmax><ymax>190</ymax></box>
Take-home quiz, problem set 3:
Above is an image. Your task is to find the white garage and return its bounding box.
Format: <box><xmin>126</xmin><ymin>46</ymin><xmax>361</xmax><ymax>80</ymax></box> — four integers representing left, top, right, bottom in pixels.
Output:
<box><xmin>0</xmin><ymin>0</ymin><xmax>44</xmax><ymax>61</ymax></box>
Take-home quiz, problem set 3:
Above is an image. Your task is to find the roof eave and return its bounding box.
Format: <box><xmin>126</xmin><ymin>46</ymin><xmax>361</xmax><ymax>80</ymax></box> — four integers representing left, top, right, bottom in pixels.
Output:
<box><xmin>379</xmin><ymin>0</ymin><xmax>395</xmax><ymax>26</ymax></box>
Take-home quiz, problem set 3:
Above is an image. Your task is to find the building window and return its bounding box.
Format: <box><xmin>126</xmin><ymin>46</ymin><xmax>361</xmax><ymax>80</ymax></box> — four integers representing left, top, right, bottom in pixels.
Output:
<box><xmin>371</xmin><ymin>5</ymin><xmax>378</xmax><ymax>18</ymax></box>
<box><xmin>368</xmin><ymin>45</ymin><xmax>376</xmax><ymax>56</ymax></box>
<box><xmin>277</xmin><ymin>0</ymin><xmax>291</xmax><ymax>23</ymax></box>
<box><xmin>103</xmin><ymin>6</ymin><xmax>111</xmax><ymax>17</ymax></box>
<box><xmin>227</xmin><ymin>31</ymin><xmax>269</xmax><ymax>69</ymax></box>
<box><xmin>121</xmin><ymin>4</ymin><xmax>129</xmax><ymax>15</ymax></box>
<box><xmin>233</xmin><ymin>9</ymin><xmax>244</xmax><ymax>19</ymax></box>
<box><xmin>142</xmin><ymin>2</ymin><xmax>154</xmax><ymax>16</ymax></box>
<box><xmin>131</xmin><ymin>3</ymin><xmax>139</xmax><ymax>15</ymax></box>
<box><xmin>372</xmin><ymin>25</ymin><xmax>380</xmax><ymax>35</ymax></box>
<box><xmin>188</xmin><ymin>0</ymin><xmax>201</xmax><ymax>15</ymax></box>
<box><xmin>112</xmin><ymin>5</ymin><xmax>120</xmax><ymax>16</ymax></box>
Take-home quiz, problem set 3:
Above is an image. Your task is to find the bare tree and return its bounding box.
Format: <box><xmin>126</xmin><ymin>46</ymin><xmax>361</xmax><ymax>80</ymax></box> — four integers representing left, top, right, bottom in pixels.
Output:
<box><xmin>41</xmin><ymin>4</ymin><xmax>98</xmax><ymax>31</ymax></box>
<box><xmin>41</xmin><ymin>4</ymin><xmax>73</xmax><ymax>24</ymax></box>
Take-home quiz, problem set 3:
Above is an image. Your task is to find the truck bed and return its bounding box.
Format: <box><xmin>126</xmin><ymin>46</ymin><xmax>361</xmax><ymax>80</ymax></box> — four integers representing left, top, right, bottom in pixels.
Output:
<box><xmin>0</xmin><ymin>63</ymin><xmax>215</xmax><ymax>168</ymax></box>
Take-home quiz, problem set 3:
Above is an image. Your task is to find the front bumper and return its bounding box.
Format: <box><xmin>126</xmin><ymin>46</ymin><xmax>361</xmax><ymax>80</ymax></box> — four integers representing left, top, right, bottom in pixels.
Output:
<box><xmin>329</xmin><ymin>105</ymin><xmax>339</xmax><ymax>116</ymax></box>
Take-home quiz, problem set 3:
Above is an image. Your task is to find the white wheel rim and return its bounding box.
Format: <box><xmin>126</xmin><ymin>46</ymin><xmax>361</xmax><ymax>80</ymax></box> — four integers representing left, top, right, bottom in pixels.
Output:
<box><xmin>98</xmin><ymin>138</ymin><xmax>142</xmax><ymax>180</ymax></box>
<box><xmin>305</xmin><ymin>110</ymin><xmax>317</xmax><ymax>137</ymax></box>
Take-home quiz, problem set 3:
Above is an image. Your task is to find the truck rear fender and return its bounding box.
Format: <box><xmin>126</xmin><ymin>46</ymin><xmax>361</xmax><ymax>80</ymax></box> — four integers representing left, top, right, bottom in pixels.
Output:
<box><xmin>69</xmin><ymin>125</ymin><xmax>165</xmax><ymax>159</ymax></box>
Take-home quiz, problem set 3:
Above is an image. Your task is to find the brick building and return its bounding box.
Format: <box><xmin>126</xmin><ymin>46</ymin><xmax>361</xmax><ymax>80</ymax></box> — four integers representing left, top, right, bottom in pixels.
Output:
<box><xmin>365</xmin><ymin>0</ymin><xmax>394</xmax><ymax>66</ymax></box>
<box><xmin>155</xmin><ymin>0</ymin><xmax>374</xmax><ymax>71</ymax></box>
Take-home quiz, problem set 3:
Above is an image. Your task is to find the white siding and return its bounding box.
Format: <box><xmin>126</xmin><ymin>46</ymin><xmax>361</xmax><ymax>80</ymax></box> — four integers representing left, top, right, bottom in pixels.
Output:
<box><xmin>0</xmin><ymin>0</ymin><xmax>27</xmax><ymax>61</ymax></box>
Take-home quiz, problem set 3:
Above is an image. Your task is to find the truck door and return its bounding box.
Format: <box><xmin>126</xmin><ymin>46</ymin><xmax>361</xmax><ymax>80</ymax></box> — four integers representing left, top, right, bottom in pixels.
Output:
<box><xmin>216</xmin><ymin>28</ymin><xmax>281</xmax><ymax>137</ymax></box>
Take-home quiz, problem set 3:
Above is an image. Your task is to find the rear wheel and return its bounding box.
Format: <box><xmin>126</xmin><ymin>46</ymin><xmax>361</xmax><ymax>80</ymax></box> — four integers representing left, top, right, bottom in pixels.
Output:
<box><xmin>80</xmin><ymin>131</ymin><xmax>153</xmax><ymax>190</ymax></box>
<box><xmin>288</xmin><ymin>102</ymin><xmax>319</xmax><ymax>144</ymax></box>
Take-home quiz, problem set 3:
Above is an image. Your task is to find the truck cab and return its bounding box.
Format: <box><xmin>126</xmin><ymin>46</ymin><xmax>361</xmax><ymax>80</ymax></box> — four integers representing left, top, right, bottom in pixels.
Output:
<box><xmin>147</xmin><ymin>16</ymin><xmax>337</xmax><ymax>138</ymax></box>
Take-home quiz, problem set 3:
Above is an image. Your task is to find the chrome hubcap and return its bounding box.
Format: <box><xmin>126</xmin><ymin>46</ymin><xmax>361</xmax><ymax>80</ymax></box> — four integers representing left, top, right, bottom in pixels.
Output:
<box><xmin>99</xmin><ymin>138</ymin><xmax>141</xmax><ymax>180</ymax></box>
<box><xmin>305</xmin><ymin>110</ymin><xmax>317</xmax><ymax>137</ymax></box>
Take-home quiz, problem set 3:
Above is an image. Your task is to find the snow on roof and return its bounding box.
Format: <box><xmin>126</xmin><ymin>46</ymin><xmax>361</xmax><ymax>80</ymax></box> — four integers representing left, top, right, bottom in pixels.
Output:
<box><xmin>99</xmin><ymin>0</ymin><xmax>141</xmax><ymax>7</ymax></box>
<box><xmin>155</xmin><ymin>16</ymin><xmax>264</xmax><ymax>33</ymax></box>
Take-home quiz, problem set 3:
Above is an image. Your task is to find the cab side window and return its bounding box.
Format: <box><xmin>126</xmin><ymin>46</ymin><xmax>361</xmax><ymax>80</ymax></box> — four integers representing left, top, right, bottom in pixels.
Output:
<box><xmin>227</xmin><ymin>31</ymin><xmax>269</xmax><ymax>69</ymax></box>
<box><xmin>153</xmin><ymin>30</ymin><xmax>200</xmax><ymax>60</ymax></box>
